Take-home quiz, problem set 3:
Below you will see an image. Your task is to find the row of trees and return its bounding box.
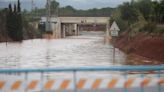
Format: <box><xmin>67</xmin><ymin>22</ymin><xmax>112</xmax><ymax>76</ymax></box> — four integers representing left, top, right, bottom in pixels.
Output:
<box><xmin>6</xmin><ymin>0</ymin><xmax>23</xmax><ymax>41</ymax></box>
<box><xmin>29</xmin><ymin>0</ymin><xmax>114</xmax><ymax>17</ymax></box>
<box><xmin>112</xmin><ymin>0</ymin><xmax>164</xmax><ymax>34</ymax></box>
<box><xmin>120</xmin><ymin>0</ymin><xmax>164</xmax><ymax>24</ymax></box>
<box><xmin>0</xmin><ymin>9</ymin><xmax>7</xmax><ymax>41</ymax></box>
<box><xmin>59</xmin><ymin>6</ymin><xmax>114</xmax><ymax>17</ymax></box>
<box><xmin>0</xmin><ymin>0</ymin><xmax>42</xmax><ymax>42</ymax></box>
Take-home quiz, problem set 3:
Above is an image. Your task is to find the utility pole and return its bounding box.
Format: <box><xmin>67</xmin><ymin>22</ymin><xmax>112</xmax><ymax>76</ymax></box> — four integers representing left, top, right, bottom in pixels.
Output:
<box><xmin>31</xmin><ymin>0</ymin><xmax>34</xmax><ymax>11</ymax></box>
<box><xmin>31</xmin><ymin>0</ymin><xmax>35</xmax><ymax>19</ymax></box>
<box><xmin>57</xmin><ymin>4</ymin><xmax>59</xmax><ymax>17</ymax></box>
<box><xmin>45</xmin><ymin>0</ymin><xmax>52</xmax><ymax>38</ymax></box>
<box><xmin>47</xmin><ymin>0</ymin><xmax>51</xmax><ymax>23</ymax></box>
<box><xmin>31</xmin><ymin>0</ymin><xmax>34</xmax><ymax>19</ymax></box>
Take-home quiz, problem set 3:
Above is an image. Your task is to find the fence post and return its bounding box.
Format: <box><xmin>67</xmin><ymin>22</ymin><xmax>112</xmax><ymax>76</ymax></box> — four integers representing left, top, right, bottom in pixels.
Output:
<box><xmin>140</xmin><ymin>72</ymin><xmax>145</xmax><ymax>92</ymax></box>
<box><xmin>158</xmin><ymin>70</ymin><xmax>161</xmax><ymax>92</ymax></box>
<box><xmin>73</xmin><ymin>70</ymin><xmax>77</xmax><ymax>92</ymax></box>
<box><xmin>41</xmin><ymin>72</ymin><xmax>44</xmax><ymax>92</ymax></box>
<box><xmin>24</xmin><ymin>72</ymin><xmax>28</xmax><ymax>92</ymax></box>
<box><xmin>124</xmin><ymin>71</ymin><xmax>128</xmax><ymax>92</ymax></box>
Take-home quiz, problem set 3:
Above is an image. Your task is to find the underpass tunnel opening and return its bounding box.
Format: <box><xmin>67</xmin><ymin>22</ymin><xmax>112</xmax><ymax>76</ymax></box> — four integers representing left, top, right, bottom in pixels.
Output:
<box><xmin>61</xmin><ymin>23</ymin><xmax>80</xmax><ymax>38</ymax></box>
<box><xmin>60</xmin><ymin>23</ymin><xmax>108</xmax><ymax>38</ymax></box>
<box><xmin>38</xmin><ymin>21</ymin><xmax>56</xmax><ymax>39</ymax></box>
<box><xmin>79</xmin><ymin>23</ymin><xmax>107</xmax><ymax>32</ymax></box>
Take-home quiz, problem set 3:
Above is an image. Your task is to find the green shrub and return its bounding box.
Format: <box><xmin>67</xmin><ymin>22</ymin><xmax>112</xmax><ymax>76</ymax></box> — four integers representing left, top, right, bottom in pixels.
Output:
<box><xmin>140</xmin><ymin>22</ymin><xmax>156</xmax><ymax>33</ymax></box>
<box><xmin>154</xmin><ymin>25</ymin><xmax>164</xmax><ymax>34</ymax></box>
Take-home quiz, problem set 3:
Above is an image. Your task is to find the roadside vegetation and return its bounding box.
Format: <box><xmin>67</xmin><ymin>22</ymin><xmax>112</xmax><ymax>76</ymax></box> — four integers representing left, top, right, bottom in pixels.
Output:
<box><xmin>0</xmin><ymin>0</ymin><xmax>42</xmax><ymax>42</ymax></box>
<box><xmin>111</xmin><ymin>0</ymin><xmax>164</xmax><ymax>34</ymax></box>
<box><xmin>112</xmin><ymin>0</ymin><xmax>164</xmax><ymax>64</ymax></box>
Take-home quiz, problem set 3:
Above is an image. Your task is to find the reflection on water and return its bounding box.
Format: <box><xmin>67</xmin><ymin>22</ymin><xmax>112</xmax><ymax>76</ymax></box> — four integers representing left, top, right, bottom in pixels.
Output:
<box><xmin>0</xmin><ymin>31</ymin><xmax>126</xmax><ymax>69</ymax></box>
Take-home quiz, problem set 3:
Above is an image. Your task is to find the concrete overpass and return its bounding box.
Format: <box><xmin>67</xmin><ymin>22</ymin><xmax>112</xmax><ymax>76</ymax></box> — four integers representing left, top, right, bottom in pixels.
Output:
<box><xmin>40</xmin><ymin>17</ymin><xmax>110</xmax><ymax>38</ymax></box>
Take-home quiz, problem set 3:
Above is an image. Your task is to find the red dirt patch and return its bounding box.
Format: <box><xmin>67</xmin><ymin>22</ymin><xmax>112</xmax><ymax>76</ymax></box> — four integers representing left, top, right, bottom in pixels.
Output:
<box><xmin>115</xmin><ymin>32</ymin><xmax>164</xmax><ymax>65</ymax></box>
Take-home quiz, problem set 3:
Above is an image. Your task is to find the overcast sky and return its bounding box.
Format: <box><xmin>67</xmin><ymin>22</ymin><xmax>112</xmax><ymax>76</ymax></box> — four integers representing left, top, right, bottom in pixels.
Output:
<box><xmin>0</xmin><ymin>0</ymin><xmax>131</xmax><ymax>10</ymax></box>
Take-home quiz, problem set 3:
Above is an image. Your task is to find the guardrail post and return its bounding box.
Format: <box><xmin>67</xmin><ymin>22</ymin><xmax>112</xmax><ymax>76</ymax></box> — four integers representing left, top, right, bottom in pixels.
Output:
<box><xmin>124</xmin><ymin>71</ymin><xmax>128</xmax><ymax>92</ymax></box>
<box><xmin>140</xmin><ymin>72</ymin><xmax>144</xmax><ymax>92</ymax></box>
<box><xmin>24</xmin><ymin>72</ymin><xmax>28</xmax><ymax>92</ymax></box>
<box><xmin>73</xmin><ymin>70</ymin><xmax>77</xmax><ymax>92</ymax></box>
<box><xmin>41</xmin><ymin>72</ymin><xmax>44</xmax><ymax>92</ymax></box>
<box><xmin>158</xmin><ymin>70</ymin><xmax>161</xmax><ymax>92</ymax></box>
<box><xmin>4</xmin><ymin>73</ymin><xmax>7</xmax><ymax>92</ymax></box>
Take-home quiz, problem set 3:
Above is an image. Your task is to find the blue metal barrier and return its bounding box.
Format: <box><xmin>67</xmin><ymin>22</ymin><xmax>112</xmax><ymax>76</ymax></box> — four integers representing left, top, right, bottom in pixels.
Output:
<box><xmin>0</xmin><ymin>66</ymin><xmax>164</xmax><ymax>92</ymax></box>
<box><xmin>0</xmin><ymin>66</ymin><xmax>164</xmax><ymax>73</ymax></box>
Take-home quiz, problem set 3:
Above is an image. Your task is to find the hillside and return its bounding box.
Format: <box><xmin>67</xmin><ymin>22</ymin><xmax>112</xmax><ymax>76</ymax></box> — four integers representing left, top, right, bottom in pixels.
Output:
<box><xmin>115</xmin><ymin>32</ymin><xmax>164</xmax><ymax>65</ymax></box>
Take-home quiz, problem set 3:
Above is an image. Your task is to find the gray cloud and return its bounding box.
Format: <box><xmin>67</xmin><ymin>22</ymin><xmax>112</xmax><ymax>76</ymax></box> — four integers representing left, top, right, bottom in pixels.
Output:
<box><xmin>57</xmin><ymin>0</ymin><xmax>131</xmax><ymax>9</ymax></box>
<box><xmin>0</xmin><ymin>0</ymin><xmax>131</xmax><ymax>10</ymax></box>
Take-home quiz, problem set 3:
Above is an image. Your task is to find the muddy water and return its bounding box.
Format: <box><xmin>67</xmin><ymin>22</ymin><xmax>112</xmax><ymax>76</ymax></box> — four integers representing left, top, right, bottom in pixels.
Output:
<box><xmin>0</xmin><ymin>31</ymin><xmax>160</xmax><ymax>83</ymax></box>
<box><xmin>0</xmin><ymin>31</ymin><xmax>126</xmax><ymax>69</ymax></box>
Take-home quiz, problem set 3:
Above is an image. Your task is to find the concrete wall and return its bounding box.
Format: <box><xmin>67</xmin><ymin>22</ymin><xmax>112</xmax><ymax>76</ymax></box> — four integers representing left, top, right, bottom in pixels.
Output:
<box><xmin>59</xmin><ymin>17</ymin><xmax>110</xmax><ymax>24</ymax></box>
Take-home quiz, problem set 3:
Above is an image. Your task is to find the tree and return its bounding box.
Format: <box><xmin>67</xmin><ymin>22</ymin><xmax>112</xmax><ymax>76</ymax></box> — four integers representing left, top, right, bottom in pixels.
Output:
<box><xmin>50</xmin><ymin>0</ymin><xmax>59</xmax><ymax>17</ymax></box>
<box><xmin>160</xmin><ymin>0</ymin><xmax>164</xmax><ymax>22</ymax></box>
<box><xmin>14</xmin><ymin>4</ymin><xmax>17</xmax><ymax>13</ymax></box>
<box><xmin>8</xmin><ymin>4</ymin><xmax>12</xmax><ymax>12</ymax></box>
<box><xmin>0</xmin><ymin>9</ymin><xmax>8</xmax><ymax>39</ymax></box>
<box><xmin>152</xmin><ymin>0</ymin><xmax>164</xmax><ymax>23</ymax></box>
<box><xmin>6</xmin><ymin>0</ymin><xmax>23</xmax><ymax>41</ymax></box>
<box><xmin>17</xmin><ymin>0</ymin><xmax>21</xmax><ymax>12</ymax></box>
<box><xmin>59</xmin><ymin>6</ymin><xmax>76</xmax><ymax>16</ymax></box>
<box><xmin>120</xmin><ymin>2</ymin><xmax>139</xmax><ymax>24</ymax></box>
<box><xmin>16</xmin><ymin>0</ymin><xmax>23</xmax><ymax>41</ymax></box>
<box><xmin>136</xmin><ymin>0</ymin><xmax>153</xmax><ymax>20</ymax></box>
<box><xmin>6</xmin><ymin>4</ymin><xmax>14</xmax><ymax>40</ymax></box>
<box><xmin>152</xmin><ymin>0</ymin><xmax>161</xmax><ymax>22</ymax></box>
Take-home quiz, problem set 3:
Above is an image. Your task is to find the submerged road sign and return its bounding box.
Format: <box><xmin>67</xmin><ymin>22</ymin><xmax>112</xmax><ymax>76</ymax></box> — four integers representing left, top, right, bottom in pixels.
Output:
<box><xmin>110</xmin><ymin>21</ymin><xmax>120</xmax><ymax>37</ymax></box>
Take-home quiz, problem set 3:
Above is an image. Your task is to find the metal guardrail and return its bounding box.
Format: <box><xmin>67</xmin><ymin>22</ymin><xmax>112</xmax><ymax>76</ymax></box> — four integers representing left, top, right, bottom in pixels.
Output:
<box><xmin>0</xmin><ymin>66</ymin><xmax>164</xmax><ymax>73</ymax></box>
<box><xmin>0</xmin><ymin>66</ymin><xmax>164</xmax><ymax>92</ymax></box>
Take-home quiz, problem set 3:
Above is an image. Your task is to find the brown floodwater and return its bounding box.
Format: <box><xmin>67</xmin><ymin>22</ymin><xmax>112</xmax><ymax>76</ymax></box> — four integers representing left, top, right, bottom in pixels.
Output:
<box><xmin>0</xmin><ymin>31</ymin><xmax>126</xmax><ymax>69</ymax></box>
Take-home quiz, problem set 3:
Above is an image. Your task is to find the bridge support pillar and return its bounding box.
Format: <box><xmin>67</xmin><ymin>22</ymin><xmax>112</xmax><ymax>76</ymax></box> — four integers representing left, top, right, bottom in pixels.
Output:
<box><xmin>53</xmin><ymin>23</ymin><xmax>57</xmax><ymax>38</ymax></box>
<box><xmin>53</xmin><ymin>19</ymin><xmax>61</xmax><ymax>38</ymax></box>
<box><xmin>58</xmin><ymin>21</ymin><xmax>61</xmax><ymax>38</ymax></box>
<box><xmin>74</xmin><ymin>24</ymin><xmax>79</xmax><ymax>36</ymax></box>
<box><xmin>77</xmin><ymin>25</ymin><xmax>80</xmax><ymax>35</ymax></box>
<box><xmin>68</xmin><ymin>24</ymin><xmax>73</xmax><ymax>35</ymax></box>
<box><xmin>62</xmin><ymin>25</ymin><xmax>66</xmax><ymax>38</ymax></box>
<box><xmin>105</xmin><ymin>22</ymin><xmax>111</xmax><ymax>44</ymax></box>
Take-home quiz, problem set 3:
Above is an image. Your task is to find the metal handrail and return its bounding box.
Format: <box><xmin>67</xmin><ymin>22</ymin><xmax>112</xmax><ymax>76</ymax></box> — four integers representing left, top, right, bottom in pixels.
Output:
<box><xmin>0</xmin><ymin>66</ymin><xmax>163</xmax><ymax>92</ymax></box>
<box><xmin>0</xmin><ymin>66</ymin><xmax>164</xmax><ymax>73</ymax></box>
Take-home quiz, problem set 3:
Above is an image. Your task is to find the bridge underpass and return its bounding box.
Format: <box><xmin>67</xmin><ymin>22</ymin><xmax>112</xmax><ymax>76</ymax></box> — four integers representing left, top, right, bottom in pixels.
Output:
<box><xmin>58</xmin><ymin>17</ymin><xmax>110</xmax><ymax>38</ymax></box>
<box><xmin>61</xmin><ymin>23</ymin><xmax>80</xmax><ymax>38</ymax></box>
<box><xmin>61</xmin><ymin>23</ymin><xmax>106</xmax><ymax>38</ymax></box>
<box><xmin>40</xmin><ymin>17</ymin><xmax>110</xmax><ymax>39</ymax></box>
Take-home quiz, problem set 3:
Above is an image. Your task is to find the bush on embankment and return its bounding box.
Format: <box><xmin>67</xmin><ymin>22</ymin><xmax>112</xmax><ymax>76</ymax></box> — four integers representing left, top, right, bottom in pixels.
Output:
<box><xmin>112</xmin><ymin>0</ymin><xmax>164</xmax><ymax>63</ymax></box>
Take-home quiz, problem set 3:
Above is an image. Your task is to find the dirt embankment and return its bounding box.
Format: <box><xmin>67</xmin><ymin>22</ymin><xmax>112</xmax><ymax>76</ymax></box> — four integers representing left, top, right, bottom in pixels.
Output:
<box><xmin>115</xmin><ymin>31</ymin><xmax>164</xmax><ymax>65</ymax></box>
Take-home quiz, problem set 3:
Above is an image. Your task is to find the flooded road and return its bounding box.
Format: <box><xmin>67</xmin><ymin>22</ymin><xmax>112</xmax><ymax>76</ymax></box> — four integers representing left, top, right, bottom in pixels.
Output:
<box><xmin>0</xmin><ymin>31</ymin><xmax>126</xmax><ymax>68</ymax></box>
<box><xmin>0</xmin><ymin>32</ymin><xmax>162</xmax><ymax>92</ymax></box>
